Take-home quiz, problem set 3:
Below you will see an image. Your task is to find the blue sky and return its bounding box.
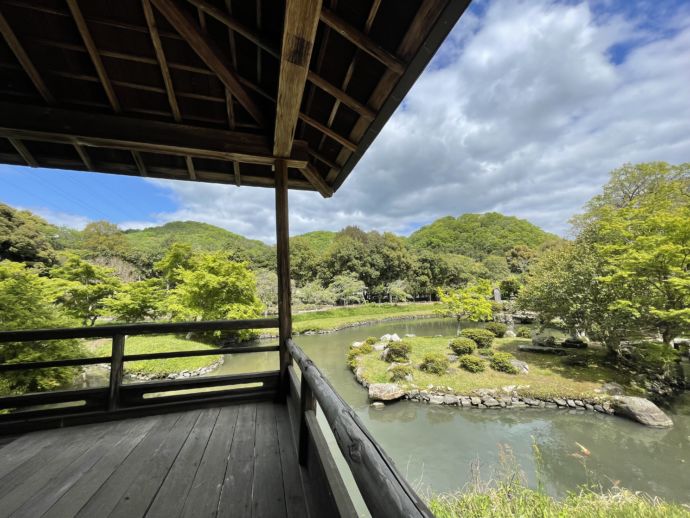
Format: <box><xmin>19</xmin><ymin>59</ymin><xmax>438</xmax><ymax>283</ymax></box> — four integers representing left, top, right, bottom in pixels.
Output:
<box><xmin>1</xmin><ymin>0</ymin><xmax>689</xmax><ymax>242</ymax></box>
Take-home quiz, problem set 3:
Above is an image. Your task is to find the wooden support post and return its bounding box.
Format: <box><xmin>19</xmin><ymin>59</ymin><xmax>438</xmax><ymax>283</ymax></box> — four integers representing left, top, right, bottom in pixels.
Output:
<box><xmin>275</xmin><ymin>159</ymin><xmax>292</xmax><ymax>397</ymax></box>
<box><xmin>298</xmin><ymin>375</ymin><xmax>315</xmax><ymax>465</ymax></box>
<box><xmin>108</xmin><ymin>334</ymin><xmax>125</xmax><ymax>411</ymax></box>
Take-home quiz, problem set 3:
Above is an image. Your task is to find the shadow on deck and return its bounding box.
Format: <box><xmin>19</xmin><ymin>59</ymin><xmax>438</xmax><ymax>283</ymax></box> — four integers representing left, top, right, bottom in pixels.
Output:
<box><xmin>0</xmin><ymin>402</ymin><xmax>316</xmax><ymax>518</ymax></box>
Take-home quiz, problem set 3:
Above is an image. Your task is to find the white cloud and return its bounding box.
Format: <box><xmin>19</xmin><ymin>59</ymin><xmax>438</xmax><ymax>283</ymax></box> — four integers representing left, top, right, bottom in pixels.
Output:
<box><xmin>139</xmin><ymin>0</ymin><xmax>690</xmax><ymax>241</ymax></box>
<box><xmin>18</xmin><ymin>206</ymin><xmax>92</xmax><ymax>230</ymax></box>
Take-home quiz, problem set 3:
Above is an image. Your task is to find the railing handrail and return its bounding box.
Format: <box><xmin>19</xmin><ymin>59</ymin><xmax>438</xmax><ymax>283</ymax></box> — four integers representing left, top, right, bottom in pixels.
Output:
<box><xmin>286</xmin><ymin>338</ymin><xmax>433</xmax><ymax>518</ymax></box>
<box><xmin>0</xmin><ymin>317</ymin><xmax>279</xmax><ymax>342</ymax></box>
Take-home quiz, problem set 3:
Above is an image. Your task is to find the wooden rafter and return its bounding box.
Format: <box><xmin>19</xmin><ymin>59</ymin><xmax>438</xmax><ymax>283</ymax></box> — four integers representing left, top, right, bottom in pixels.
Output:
<box><xmin>150</xmin><ymin>0</ymin><xmax>265</xmax><ymax>128</ymax></box>
<box><xmin>301</xmin><ymin>164</ymin><xmax>333</xmax><ymax>198</ymax></box>
<box><xmin>273</xmin><ymin>0</ymin><xmax>322</xmax><ymax>157</ymax></box>
<box><xmin>0</xmin><ymin>102</ymin><xmax>309</xmax><ymax>168</ymax></box>
<box><xmin>7</xmin><ymin>138</ymin><xmax>38</xmax><ymax>167</ymax></box>
<box><xmin>73</xmin><ymin>143</ymin><xmax>94</xmax><ymax>170</ymax></box>
<box><xmin>320</xmin><ymin>8</ymin><xmax>405</xmax><ymax>74</ymax></box>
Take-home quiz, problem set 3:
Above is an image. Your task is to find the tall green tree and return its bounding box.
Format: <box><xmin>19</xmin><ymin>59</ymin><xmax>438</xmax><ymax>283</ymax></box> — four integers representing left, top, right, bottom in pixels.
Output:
<box><xmin>329</xmin><ymin>273</ymin><xmax>366</xmax><ymax>306</ymax></box>
<box><xmin>101</xmin><ymin>279</ymin><xmax>165</xmax><ymax>323</ymax></box>
<box><xmin>51</xmin><ymin>255</ymin><xmax>121</xmax><ymax>326</ymax></box>
<box><xmin>154</xmin><ymin>242</ymin><xmax>193</xmax><ymax>289</ymax></box>
<box><xmin>437</xmin><ymin>281</ymin><xmax>494</xmax><ymax>335</ymax></box>
<box><xmin>81</xmin><ymin>221</ymin><xmax>130</xmax><ymax>258</ymax></box>
<box><xmin>0</xmin><ymin>260</ymin><xmax>84</xmax><ymax>394</ymax></box>
<box><xmin>0</xmin><ymin>203</ymin><xmax>58</xmax><ymax>266</ymax></box>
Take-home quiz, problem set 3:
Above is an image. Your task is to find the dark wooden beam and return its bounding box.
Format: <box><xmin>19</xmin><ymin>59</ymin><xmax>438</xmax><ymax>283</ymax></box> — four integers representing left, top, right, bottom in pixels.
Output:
<box><xmin>0</xmin><ymin>102</ymin><xmax>309</xmax><ymax>168</ymax></box>
<box><xmin>184</xmin><ymin>156</ymin><xmax>197</xmax><ymax>179</ymax></box>
<box><xmin>0</xmin><ymin>8</ymin><xmax>54</xmax><ymax>103</ymax></box>
<box><xmin>66</xmin><ymin>0</ymin><xmax>121</xmax><ymax>112</ymax></box>
<box><xmin>299</xmin><ymin>113</ymin><xmax>356</xmax><ymax>151</ymax></box>
<box><xmin>143</xmin><ymin>0</ymin><xmax>181</xmax><ymax>121</ymax></box>
<box><xmin>301</xmin><ymin>163</ymin><xmax>333</xmax><ymax>198</ymax></box>
<box><xmin>320</xmin><ymin>8</ymin><xmax>405</xmax><ymax>74</ymax></box>
<box><xmin>274</xmin><ymin>0</ymin><xmax>322</xmax><ymax>157</ymax></box>
<box><xmin>307</xmin><ymin>71</ymin><xmax>374</xmax><ymax>120</ymax></box>
<box><xmin>73</xmin><ymin>143</ymin><xmax>94</xmax><ymax>170</ymax></box>
<box><xmin>131</xmin><ymin>150</ymin><xmax>148</xmax><ymax>177</ymax></box>
<box><xmin>151</xmin><ymin>0</ymin><xmax>265</xmax><ymax>127</ymax></box>
<box><xmin>7</xmin><ymin>138</ymin><xmax>38</xmax><ymax>167</ymax></box>
<box><xmin>275</xmin><ymin>160</ymin><xmax>292</xmax><ymax>396</ymax></box>
<box><xmin>233</xmin><ymin>161</ymin><xmax>241</xmax><ymax>186</ymax></box>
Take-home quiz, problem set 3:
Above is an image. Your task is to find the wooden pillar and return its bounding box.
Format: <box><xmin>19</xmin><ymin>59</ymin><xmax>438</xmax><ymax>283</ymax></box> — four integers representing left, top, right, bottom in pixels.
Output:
<box><xmin>275</xmin><ymin>159</ymin><xmax>292</xmax><ymax>396</ymax></box>
<box><xmin>108</xmin><ymin>334</ymin><xmax>125</xmax><ymax>411</ymax></box>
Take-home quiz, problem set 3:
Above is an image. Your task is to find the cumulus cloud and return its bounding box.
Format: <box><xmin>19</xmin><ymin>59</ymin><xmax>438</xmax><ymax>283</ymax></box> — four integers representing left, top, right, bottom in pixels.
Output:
<box><xmin>19</xmin><ymin>206</ymin><xmax>92</xmax><ymax>230</ymax></box>
<box><xmin>140</xmin><ymin>0</ymin><xmax>690</xmax><ymax>241</ymax></box>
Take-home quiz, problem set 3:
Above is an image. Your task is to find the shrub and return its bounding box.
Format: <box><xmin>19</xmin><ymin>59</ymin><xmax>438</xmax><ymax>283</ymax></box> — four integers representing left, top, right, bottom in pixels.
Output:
<box><xmin>364</xmin><ymin>336</ymin><xmax>378</xmax><ymax>346</ymax></box>
<box><xmin>346</xmin><ymin>349</ymin><xmax>360</xmax><ymax>369</ymax></box>
<box><xmin>384</xmin><ymin>341</ymin><xmax>411</xmax><ymax>362</ymax></box>
<box><xmin>388</xmin><ymin>365</ymin><xmax>413</xmax><ymax>382</ymax></box>
<box><xmin>460</xmin><ymin>328</ymin><xmax>495</xmax><ymax>348</ymax></box>
<box><xmin>516</xmin><ymin>326</ymin><xmax>532</xmax><ymax>338</ymax></box>
<box><xmin>420</xmin><ymin>353</ymin><xmax>449</xmax><ymax>375</ymax></box>
<box><xmin>449</xmin><ymin>337</ymin><xmax>477</xmax><ymax>356</ymax></box>
<box><xmin>352</xmin><ymin>342</ymin><xmax>373</xmax><ymax>355</ymax></box>
<box><xmin>458</xmin><ymin>355</ymin><xmax>487</xmax><ymax>373</ymax></box>
<box><xmin>490</xmin><ymin>352</ymin><xmax>519</xmax><ymax>374</ymax></box>
<box><xmin>485</xmin><ymin>322</ymin><xmax>508</xmax><ymax>338</ymax></box>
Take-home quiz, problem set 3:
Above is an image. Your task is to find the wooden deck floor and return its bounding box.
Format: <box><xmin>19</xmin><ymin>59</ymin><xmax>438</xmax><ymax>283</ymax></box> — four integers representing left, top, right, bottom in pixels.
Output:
<box><xmin>0</xmin><ymin>402</ymin><xmax>312</xmax><ymax>518</ymax></box>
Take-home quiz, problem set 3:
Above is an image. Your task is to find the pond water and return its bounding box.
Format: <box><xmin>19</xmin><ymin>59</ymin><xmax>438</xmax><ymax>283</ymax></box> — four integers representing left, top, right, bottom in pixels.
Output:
<box><xmin>85</xmin><ymin>318</ymin><xmax>690</xmax><ymax>503</ymax></box>
<box><xmin>213</xmin><ymin>318</ymin><xmax>690</xmax><ymax>504</ymax></box>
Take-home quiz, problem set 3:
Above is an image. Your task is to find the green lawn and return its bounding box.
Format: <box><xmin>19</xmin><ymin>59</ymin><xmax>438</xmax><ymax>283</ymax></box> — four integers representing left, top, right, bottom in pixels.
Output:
<box><xmin>291</xmin><ymin>303</ymin><xmax>441</xmax><ymax>334</ymax></box>
<box><xmin>90</xmin><ymin>335</ymin><xmax>221</xmax><ymax>378</ymax></box>
<box><xmin>356</xmin><ymin>335</ymin><xmax>636</xmax><ymax>399</ymax></box>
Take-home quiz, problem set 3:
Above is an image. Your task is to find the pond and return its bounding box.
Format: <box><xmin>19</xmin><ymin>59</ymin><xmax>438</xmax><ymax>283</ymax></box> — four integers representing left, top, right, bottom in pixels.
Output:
<box><xmin>84</xmin><ymin>318</ymin><xmax>690</xmax><ymax>504</ymax></box>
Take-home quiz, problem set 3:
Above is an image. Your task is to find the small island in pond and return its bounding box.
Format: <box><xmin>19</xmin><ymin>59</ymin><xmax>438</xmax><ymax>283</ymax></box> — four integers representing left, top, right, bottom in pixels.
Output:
<box><xmin>348</xmin><ymin>326</ymin><xmax>677</xmax><ymax>428</ymax></box>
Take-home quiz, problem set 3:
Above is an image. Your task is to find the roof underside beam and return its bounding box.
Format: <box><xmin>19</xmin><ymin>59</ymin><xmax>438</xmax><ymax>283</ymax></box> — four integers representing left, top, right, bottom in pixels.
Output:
<box><xmin>0</xmin><ymin>102</ymin><xmax>309</xmax><ymax>168</ymax></box>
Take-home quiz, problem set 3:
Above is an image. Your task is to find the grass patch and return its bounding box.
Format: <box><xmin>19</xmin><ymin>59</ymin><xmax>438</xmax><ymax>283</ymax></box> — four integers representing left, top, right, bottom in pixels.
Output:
<box><xmin>291</xmin><ymin>303</ymin><xmax>440</xmax><ymax>334</ymax></box>
<box><xmin>90</xmin><ymin>335</ymin><xmax>221</xmax><ymax>377</ymax></box>
<box><xmin>357</xmin><ymin>335</ymin><xmax>636</xmax><ymax>399</ymax></box>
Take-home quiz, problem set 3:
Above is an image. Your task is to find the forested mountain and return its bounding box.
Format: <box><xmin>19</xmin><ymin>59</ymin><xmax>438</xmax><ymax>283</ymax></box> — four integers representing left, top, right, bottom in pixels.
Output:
<box><xmin>408</xmin><ymin>212</ymin><xmax>559</xmax><ymax>258</ymax></box>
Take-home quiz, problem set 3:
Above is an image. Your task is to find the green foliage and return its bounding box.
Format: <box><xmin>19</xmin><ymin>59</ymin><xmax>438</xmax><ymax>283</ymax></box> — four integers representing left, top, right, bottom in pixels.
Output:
<box><xmin>420</xmin><ymin>353</ymin><xmax>449</xmax><ymax>374</ymax></box>
<box><xmin>490</xmin><ymin>352</ymin><xmax>519</xmax><ymax>374</ymax></box>
<box><xmin>388</xmin><ymin>364</ymin><xmax>412</xmax><ymax>382</ymax></box>
<box><xmin>364</xmin><ymin>336</ymin><xmax>378</xmax><ymax>346</ymax></box>
<box><xmin>154</xmin><ymin>243</ymin><xmax>193</xmax><ymax>289</ymax></box>
<box><xmin>295</xmin><ymin>281</ymin><xmax>336</xmax><ymax>306</ymax></box>
<box><xmin>448</xmin><ymin>337</ymin><xmax>477</xmax><ymax>355</ymax></box>
<box><xmin>458</xmin><ymin>355</ymin><xmax>487</xmax><ymax>373</ymax></box>
<box><xmin>0</xmin><ymin>203</ymin><xmax>58</xmax><ymax>266</ymax></box>
<box><xmin>51</xmin><ymin>255</ymin><xmax>121</xmax><ymax>326</ymax></box>
<box><xmin>460</xmin><ymin>328</ymin><xmax>495</xmax><ymax>348</ymax></box>
<box><xmin>101</xmin><ymin>279</ymin><xmax>165</xmax><ymax>323</ymax></box>
<box><xmin>329</xmin><ymin>273</ymin><xmax>366</xmax><ymax>305</ymax></box>
<box><xmin>499</xmin><ymin>276</ymin><xmax>521</xmax><ymax>299</ymax></box>
<box><xmin>437</xmin><ymin>281</ymin><xmax>494</xmax><ymax>327</ymax></box>
<box><xmin>516</xmin><ymin>326</ymin><xmax>532</xmax><ymax>338</ymax></box>
<box><xmin>352</xmin><ymin>342</ymin><xmax>374</xmax><ymax>355</ymax></box>
<box><xmin>81</xmin><ymin>221</ymin><xmax>130</xmax><ymax>258</ymax></box>
<box><xmin>408</xmin><ymin>212</ymin><xmax>560</xmax><ymax>259</ymax></box>
<box><xmin>385</xmin><ymin>341</ymin><xmax>411</xmax><ymax>362</ymax></box>
<box><xmin>485</xmin><ymin>322</ymin><xmax>508</xmax><ymax>337</ymax></box>
<box><xmin>166</xmin><ymin>253</ymin><xmax>262</xmax><ymax>339</ymax></box>
<box><xmin>255</xmin><ymin>269</ymin><xmax>278</xmax><ymax>316</ymax></box>
<box><xmin>0</xmin><ymin>260</ymin><xmax>84</xmax><ymax>394</ymax></box>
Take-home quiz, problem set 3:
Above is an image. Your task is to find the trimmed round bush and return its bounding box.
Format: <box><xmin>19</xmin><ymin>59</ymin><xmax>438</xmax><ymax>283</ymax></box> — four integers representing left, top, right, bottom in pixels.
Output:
<box><xmin>388</xmin><ymin>364</ymin><xmax>413</xmax><ymax>382</ymax></box>
<box><xmin>458</xmin><ymin>355</ymin><xmax>487</xmax><ymax>373</ymax></box>
<box><xmin>364</xmin><ymin>336</ymin><xmax>378</xmax><ymax>346</ymax></box>
<box><xmin>460</xmin><ymin>328</ymin><xmax>495</xmax><ymax>349</ymax></box>
<box><xmin>351</xmin><ymin>342</ymin><xmax>373</xmax><ymax>354</ymax></box>
<box><xmin>420</xmin><ymin>353</ymin><xmax>449</xmax><ymax>375</ymax></box>
<box><xmin>490</xmin><ymin>352</ymin><xmax>519</xmax><ymax>374</ymax></box>
<box><xmin>449</xmin><ymin>337</ymin><xmax>477</xmax><ymax>356</ymax></box>
<box><xmin>485</xmin><ymin>322</ymin><xmax>508</xmax><ymax>338</ymax></box>
<box><xmin>346</xmin><ymin>349</ymin><xmax>360</xmax><ymax>369</ymax></box>
<box><xmin>384</xmin><ymin>341</ymin><xmax>411</xmax><ymax>362</ymax></box>
<box><xmin>516</xmin><ymin>326</ymin><xmax>532</xmax><ymax>339</ymax></box>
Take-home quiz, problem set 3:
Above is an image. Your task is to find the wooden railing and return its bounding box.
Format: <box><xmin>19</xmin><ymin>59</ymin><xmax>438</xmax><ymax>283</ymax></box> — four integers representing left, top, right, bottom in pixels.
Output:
<box><xmin>0</xmin><ymin>318</ymin><xmax>279</xmax><ymax>432</ymax></box>
<box><xmin>286</xmin><ymin>338</ymin><xmax>433</xmax><ymax>518</ymax></box>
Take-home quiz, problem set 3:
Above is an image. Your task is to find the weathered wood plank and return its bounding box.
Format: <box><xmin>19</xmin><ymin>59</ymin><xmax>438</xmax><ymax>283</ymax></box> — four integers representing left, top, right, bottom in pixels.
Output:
<box><xmin>180</xmin><ymin>404</ymin><xmax>240</xmax><ymax>517</ymax></box>
<box><xmin>74</xmin><ymin>412</ymin><xmax>185</xmax><ymax>517</ymax></box>
<box><xmin>275</xmin><ymin>403</ymin><xmax>307</xmax><ymax>518</ymax></box>
<box><xmin>251</xmin><ymin>403</ymin><xmax>286</xmax><ymax>517</ymax></box>
<box><xmin>108</xmin><ymin>333</ymin><xmax>125</xmax><ymax>411</ymax></box>
<box><xmin>273</xmin><ymin>0</ymin><xmax>322</xmax><ymax>157</ymax></box>
<box><xmin>301</xmin><ymin>163</ymin><xmax>333</xmax><ymax>198</ymax></box>
<box><xmin>11</xmin><ymin>417</ymin><xmax>157</xmax><ymax>518</ymax></box>
<box><xmin>215</xmin><ymin>404</ymin><xmax>257</xmax><ymax>517</ymax></box>
<box><xmin>275</xmin><ymin>160</ymin><xmax>293</xmax><ymax>395</ymax></box>
<box><xmin>41</xmin><ymin>417</ymin><xmax>159</xmax><ymax>518</ymax></box>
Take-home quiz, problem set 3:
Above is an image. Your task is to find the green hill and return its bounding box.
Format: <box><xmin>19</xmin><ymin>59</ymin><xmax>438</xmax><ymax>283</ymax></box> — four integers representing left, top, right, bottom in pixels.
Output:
<box><xmin>290</xmin><ymin>230</ymin><xmax>337</xmax><ymax>251</ymax></box>
<box><xmin>407</xmin><ymin>212</ymin><xmax>559</xmax><ymax>259</ymax></box>
<box><xmin>124</xmin><ymin>221</ymin><xmax>274</xmax><ymax>266</ymax></box>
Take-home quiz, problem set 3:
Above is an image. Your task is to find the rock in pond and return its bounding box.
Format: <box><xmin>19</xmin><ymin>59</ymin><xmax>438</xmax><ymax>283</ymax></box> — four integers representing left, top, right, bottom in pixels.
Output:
<box><xmin>380</xmin><ymin>333</ymin><xmax>402</xmax><ymax>342</ymax></box>
<box><xmin>611</xmin><ymin>396</ymin><xmax>673</xmax><ymax>428</ymax></box>
<box><xmin>371</xmin><ymin>401</ymin><xmax>385</xmax><ymax>408</ymax></box>
<box><xmin>368</xmin><ymin>383</ymin><xmax>405</xmax><ymax>402</ymax></box>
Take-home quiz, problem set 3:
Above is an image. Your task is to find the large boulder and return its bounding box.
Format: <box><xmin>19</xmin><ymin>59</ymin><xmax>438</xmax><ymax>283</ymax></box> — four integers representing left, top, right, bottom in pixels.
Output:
<box><xmin>510</xmin><ymin>359</ymin><xmax>529</xmax><ymax>374</ymax></box>
<box><xmin>562</xmin><ymin>337</ymin><xmax>588</xmax><ymax>349</ymax></box>
<box><xmin>532</xmin><ymin>335</ymin><xmax>557</xmax><ymax>347</ymax></box>
<box><xmin>368</xmin><ymin>383</ymin><xmax>405</xmax><ymax>402</ymax></box>
<box><xmin>518</xmin><ymin>345</ymin><xmax>568</xmax><ymax>355</ymax></box>
<box><xmin>380</xmin><ymin>333</ymin><xmax>402</xmax><ymax>343</ymax></box>
<box><xmin>611</xmin><ymin>396</ymin><xmax>673</xmax><ymax>428</ymax></box>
